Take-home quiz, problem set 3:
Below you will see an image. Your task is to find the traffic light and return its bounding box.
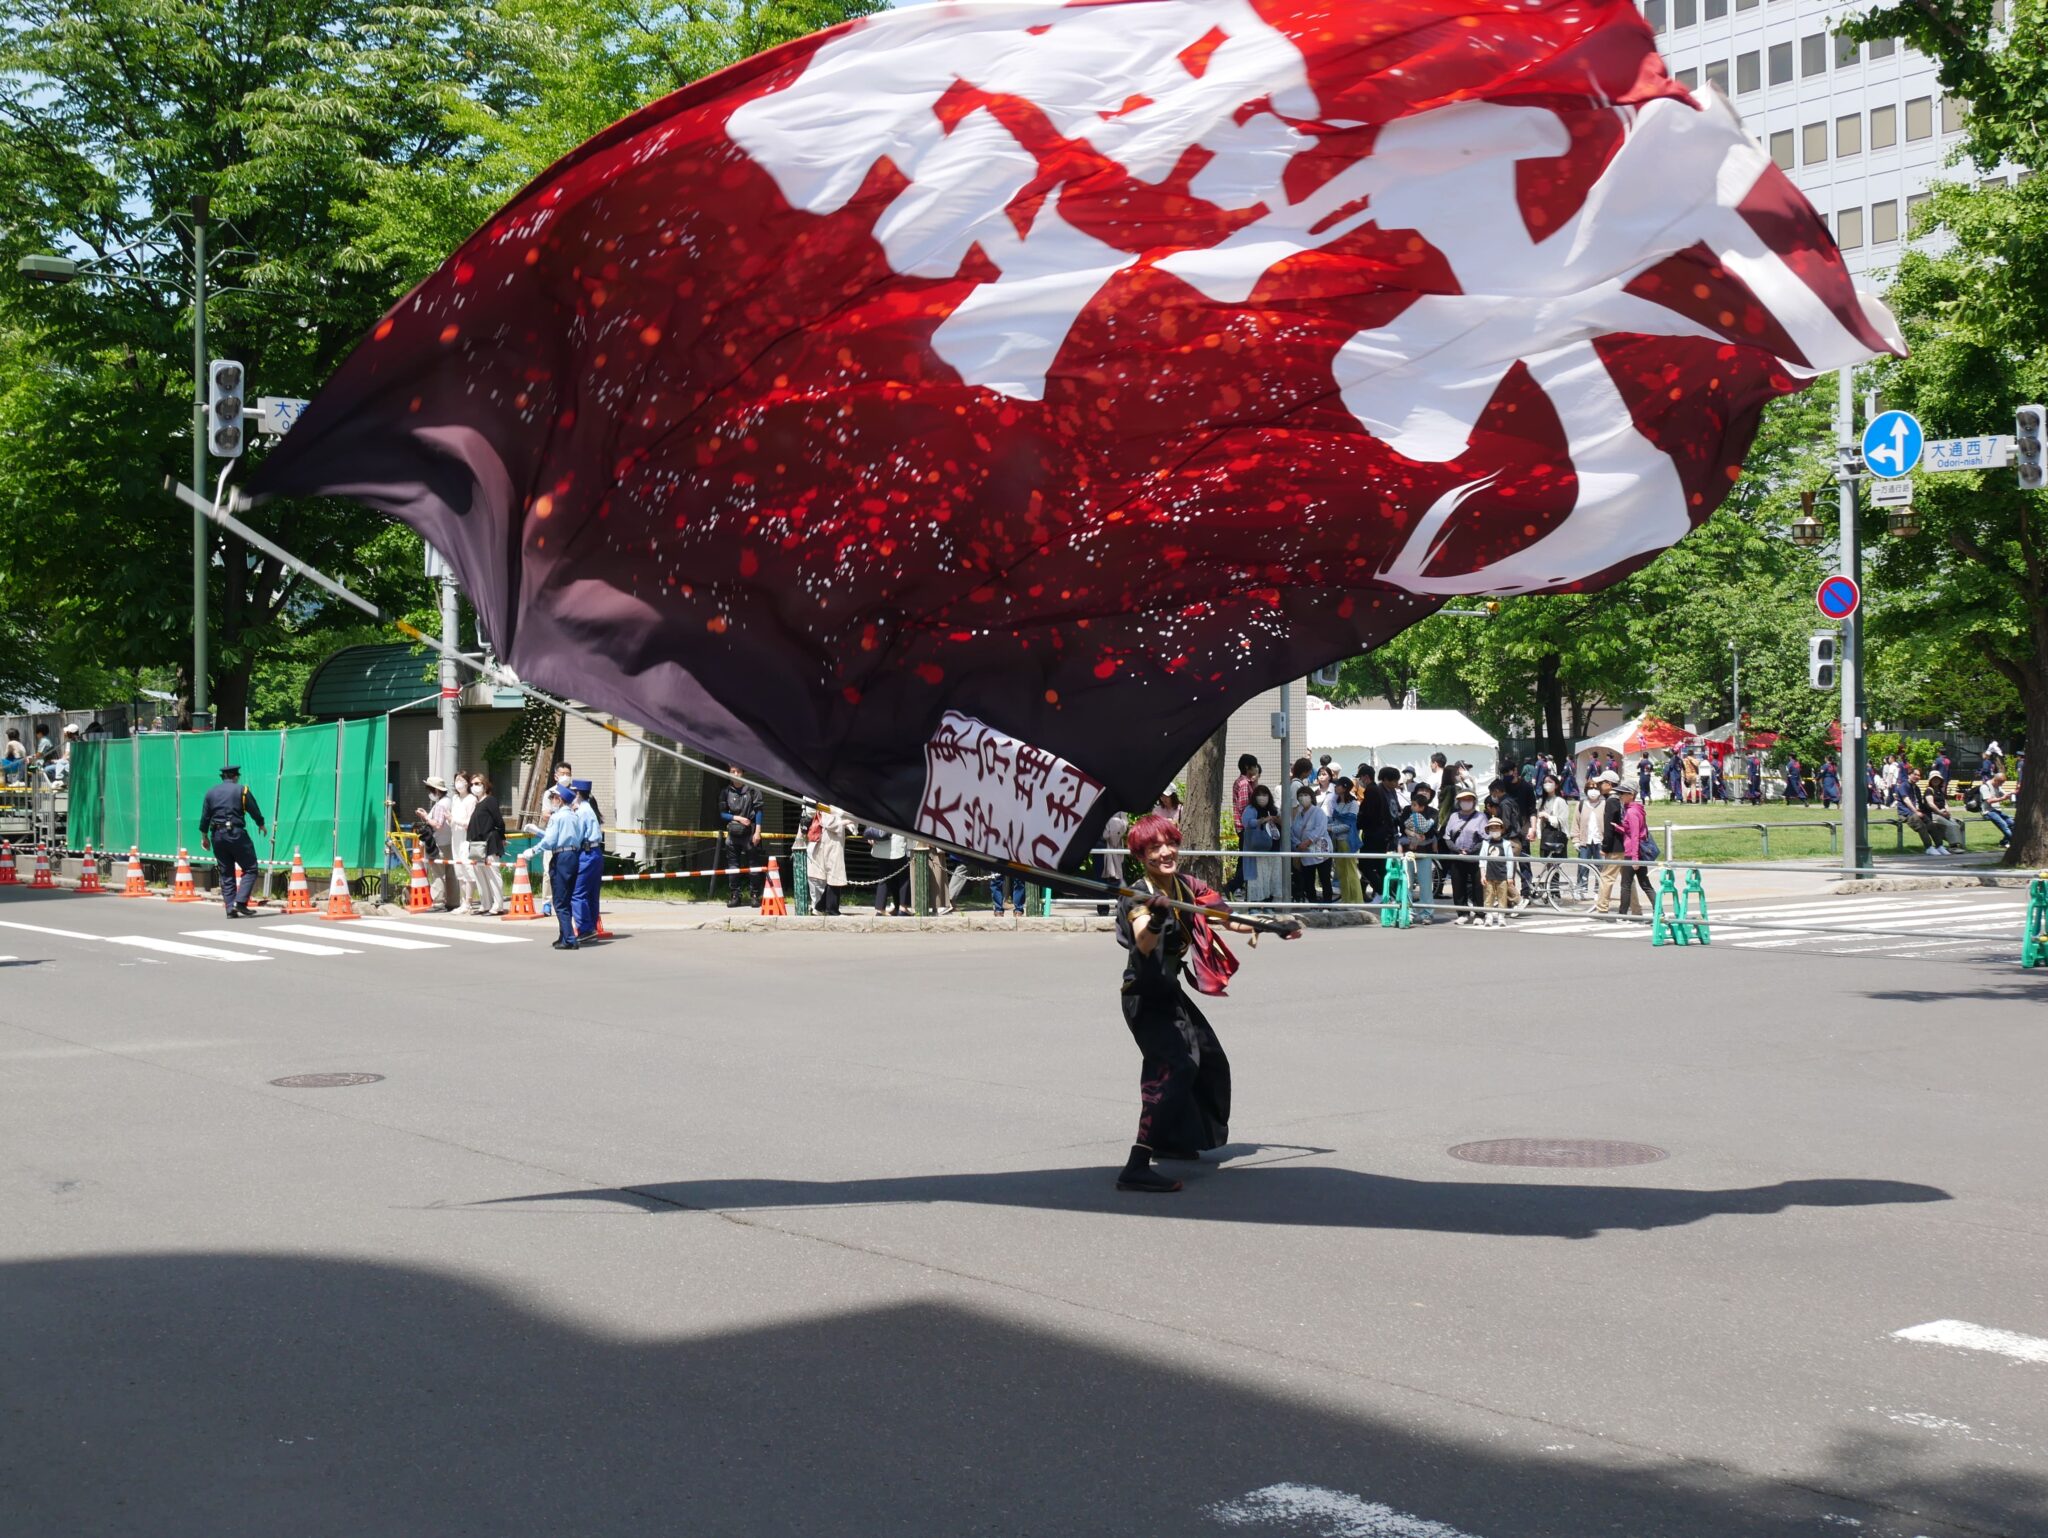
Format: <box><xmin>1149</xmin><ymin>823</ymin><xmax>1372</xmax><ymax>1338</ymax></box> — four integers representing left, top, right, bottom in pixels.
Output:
<box><xmin>207</xmin><ymin>359</ymin><xmax>245</xmax><ymax>458</ymax></box>
<box><xmin>2017</xmin><ymin>404</ymin><xmax>2046</xmax><ymax>491</ymax></box>
<box><xmin>1808</xmin><ymin>633</ymin><xmax>1837</xmax><ymax>689</ymax></box>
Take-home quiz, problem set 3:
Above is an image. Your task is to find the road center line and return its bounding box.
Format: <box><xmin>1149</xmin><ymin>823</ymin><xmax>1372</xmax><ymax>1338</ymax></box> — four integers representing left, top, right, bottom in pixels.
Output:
<box><xmin>1893</xmin><ymin>1319</ymin><xmax>2048</xmax><ymax>1365</ymax></box>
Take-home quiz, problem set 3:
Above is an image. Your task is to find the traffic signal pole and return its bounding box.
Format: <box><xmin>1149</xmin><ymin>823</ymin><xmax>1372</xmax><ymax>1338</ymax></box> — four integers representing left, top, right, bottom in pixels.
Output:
<box><xmin>1836</xmin><ymin>368</ymin><xmax>1869</xmax><ymax>877</ymax></box>
<box><xmin>190</xmin><ymin>197</ymin><xmax>210</xmax><ymax>730</ymax></box>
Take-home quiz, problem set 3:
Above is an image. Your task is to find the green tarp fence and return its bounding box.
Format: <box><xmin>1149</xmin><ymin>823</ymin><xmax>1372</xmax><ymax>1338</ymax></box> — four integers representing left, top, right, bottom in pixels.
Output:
<box><xmin>69</xmin><ymin>718</ymin><xmax>388</xmax><ymax>871</ymax></box>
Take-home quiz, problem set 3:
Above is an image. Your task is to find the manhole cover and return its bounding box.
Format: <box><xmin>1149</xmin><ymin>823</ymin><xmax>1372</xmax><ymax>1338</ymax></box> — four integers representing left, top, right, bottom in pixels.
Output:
<box><xmin>1448</xmin><ymin>1138</ymin><xmax>1667</xmax><ymax>1168</ymax></box>
<box><xmin>268</xmin><ymin>1072</ymin><xmax>385</xmax><ymax>1089</ymax></box>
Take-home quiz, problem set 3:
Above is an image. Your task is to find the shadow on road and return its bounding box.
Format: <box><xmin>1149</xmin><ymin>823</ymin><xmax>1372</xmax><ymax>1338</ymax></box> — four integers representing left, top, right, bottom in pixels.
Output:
<box><xmin>2</xmin><ymin>1252</ymin><xmax>2035</xmax><ymax>1537</ymax></box>
<box><xmin>492</xmin><ymin>1160</ymin><xmax>1950</xmax><ymax>1241</ymax></box>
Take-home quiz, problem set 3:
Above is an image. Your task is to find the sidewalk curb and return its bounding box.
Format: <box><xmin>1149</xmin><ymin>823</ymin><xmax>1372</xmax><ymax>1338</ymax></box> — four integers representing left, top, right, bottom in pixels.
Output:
<box><xmin>1832</xmin><ymin>873</ymin><xmax>2037</xmax><ymax>894</ymax></box>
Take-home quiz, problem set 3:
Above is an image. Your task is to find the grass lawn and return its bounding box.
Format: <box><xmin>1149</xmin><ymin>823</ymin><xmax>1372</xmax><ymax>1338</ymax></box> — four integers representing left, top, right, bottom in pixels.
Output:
<box><xmin>1645</xmin><ymin>798</ymin><xmax>1999</xmax><ymax>864</ymax></box>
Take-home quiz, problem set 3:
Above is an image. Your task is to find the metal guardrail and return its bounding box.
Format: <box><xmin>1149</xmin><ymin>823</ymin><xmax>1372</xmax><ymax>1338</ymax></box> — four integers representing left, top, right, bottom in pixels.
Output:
<box><xmin>1655</xmin><ymin>812</ymin><xmax>2003</xmax><ymax>859</ymax></box>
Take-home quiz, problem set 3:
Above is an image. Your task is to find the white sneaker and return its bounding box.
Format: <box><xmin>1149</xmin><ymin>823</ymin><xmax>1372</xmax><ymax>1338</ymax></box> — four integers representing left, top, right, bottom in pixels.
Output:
<box><xmin>1488</xmin><ymin>915</ymin><xmax>1504</xmax><ymax>928</ymax></box>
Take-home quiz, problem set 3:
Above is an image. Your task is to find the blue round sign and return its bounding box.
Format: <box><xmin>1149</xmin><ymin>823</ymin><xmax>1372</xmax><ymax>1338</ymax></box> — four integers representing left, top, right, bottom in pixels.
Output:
<box><xmin>1816</xmin><ymin>575</ymin><xmax>1860</xmax><ymax>619</ymax></box>
<box><xmin>1861</xmin><ymin>409</ymin><xmax>1923</xmax><ymax>479</ymax></box>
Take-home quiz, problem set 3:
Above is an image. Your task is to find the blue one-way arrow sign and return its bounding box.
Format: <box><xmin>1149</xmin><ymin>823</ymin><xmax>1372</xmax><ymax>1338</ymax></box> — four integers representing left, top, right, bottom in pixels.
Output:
<box><xmin>1861</xmin><ymin>409</ymin><xmax>1923</xmax><ymax>479</ymax></box>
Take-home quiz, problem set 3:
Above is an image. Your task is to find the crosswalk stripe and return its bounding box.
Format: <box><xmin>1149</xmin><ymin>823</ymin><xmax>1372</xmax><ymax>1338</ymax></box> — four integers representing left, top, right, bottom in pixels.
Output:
<box><xmin>266</xmin><ymin>923</ymin><xmax>446</xmax><ymax>951</ymax></box>
<box><xmin>183</xmin><ymin>929</ymin><xmax>361</xmax><ymax>956</ymax></box>
<box><xmin>0</xmin><ymin>917</ymin><xmax>104</xmax><ymax>942</ymax></box>
<box><xmin>350</xmin><ymin>917</ymin><xmax>531</xmax><ymax>945</ymax></box>
<box><xmin>109</xmin><ymin>935</ymin><xmax>269</xmax><ymax>962</ymax></box>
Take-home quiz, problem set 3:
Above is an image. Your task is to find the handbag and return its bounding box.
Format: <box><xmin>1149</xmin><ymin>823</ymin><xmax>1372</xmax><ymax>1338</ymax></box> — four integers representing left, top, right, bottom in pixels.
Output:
<box><xmin>1638</xmin><ymin>829</ymin><xmax>1660</xmax><ymax>861</ymax></box>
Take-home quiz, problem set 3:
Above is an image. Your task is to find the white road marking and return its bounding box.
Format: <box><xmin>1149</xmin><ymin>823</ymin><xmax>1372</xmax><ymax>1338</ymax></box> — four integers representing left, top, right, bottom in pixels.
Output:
<box><xmin>108</xmin><ymin>935</ymin><xmax>268</xmax><ymax>962</ymax></box>
<box><xmin>1893</xmin><ymin>1319</ymin><xmax>2048</xmax><ymax>1365</ymax></box>
<box><xmin>1209</xmin><ymin>1483</ymin><xmax>1483</xmax><ymax>1536</ymax></box>
<box><xmin>267</xmin><ymin>924</ymin><xmax>445</xmax><ymax>951</ymax></box>
<box><xmin>350</xmin><ymin>917</ymin><xmax>530</xmax><ymax>945</ymax></box>
<box><xmin>183</xmin><ymin>929</ymin><xmax>361</xmax><ymax>957</ymax></box>
<box><xmin>0</xmin><ymin>918</ymin><xmax>105</xmax><ymax>942</ymax></box>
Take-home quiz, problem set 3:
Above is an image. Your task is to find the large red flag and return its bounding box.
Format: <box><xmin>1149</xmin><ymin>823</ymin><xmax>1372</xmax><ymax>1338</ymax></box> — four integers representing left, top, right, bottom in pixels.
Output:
<box><xmin>253</xmin><ymin>0</ymin><xmax>1899</xmax><ymax>871</ymax></box>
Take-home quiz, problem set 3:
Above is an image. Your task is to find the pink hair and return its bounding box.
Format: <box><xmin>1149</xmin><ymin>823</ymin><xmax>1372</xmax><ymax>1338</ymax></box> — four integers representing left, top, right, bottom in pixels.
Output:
<box><xmin>1125</xmin><ymin>812</ymin><xmax>1183</xmax><ymax>856</ymax></box>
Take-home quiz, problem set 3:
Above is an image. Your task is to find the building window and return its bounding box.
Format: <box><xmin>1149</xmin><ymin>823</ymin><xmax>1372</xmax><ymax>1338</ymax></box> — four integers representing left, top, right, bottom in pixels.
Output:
<box><xmin>1769</xmin><ymin>41</ymin><xmax>1794</xmax><ymax>84</ymax></box>
<box><xmin>1705</xmin><ymin>58</ymin><xmax>1730</xmax><ymax>93</ymax></box>
<box><xmin>1871</xmin><ymin>200</ymin><xmax>1899</xmax><ymax>243</ymax></box>
<box><xmin>1677</xmin><ymin>65</ymin><xmax>1698</xmax><ymax>88</ymax></box>
<box><xmin>1801</xmin><ymin>33</ymin><xmax>1828</xmax><ymax>75</ymax></box>
<box><xmin>1868</xmin><ymin>36</ymin><xmax>1895</xmax><ymax>58</ymax></box>
<box><xmin>1941</xmin><ymin>97</ymin><xmax>1968</xmax><ymax>133</ymax></box>
<box><xmin>1769</xmin><ymin>129</ymin><xmax>1795</xmax><ymax>170</ymax></box>
<box><xmin>1837</xmin><ymin>207</ymin><xmax>1863</xmax><ymax>249</ymax></box>
<box><xmin>1737</xmin><ymin>52</ymin><xmax>1760</xmax><ymax>92</ymax></box>
<box><xmin>1837</xmin><ymin>113</ymin><xmax>1862</xmax><ymax>156</ymax></box>
<box><xmin>1981</xmin><ymin>176</ymin><xmax>2008</xmax><ymax>192</ymax></box>
<box><xmin>1737</xmin><ymin>0</ymin><xmax>1759</xmax><ymax>9</ymax></box>
<box><xmin>1674</xmin><ymin>0</ymin><xmax>1697</xmax><ymax>26</ymax></box>
<box><xmin>1706</xmin><ymin>0</ymin><xmax>1728</xmax><ymax>16</ymax></box>
<box><xmin>1906</xmin><ymin>191</ymin><xmax>1930</xmax><ymax>224</ymax></box>
<box><xmin>1906</xmin><ymin>96</ymin><xmax>1933</xmax><ymax>139</ymax></box>
<box><xmin>1644</xmin><ymin>0</ymin><xmax>1667</xmax><ymax>32</ymax></box>
<box><xmin>1834</xmin><ymin>33</ymin><xmax>1860</xmax><ymax>66</ymax></box>
<box><xmin>1870</xmin><ymin>104</ymin><xmax>1897</xmax><ymax>148</ymax></box>
<box><xmin>1993</xmin><ymin>0</ymin><xmax>2009</xmax><ymax>23</ymax></box>
<box><xmin>1802</xmin><ymin>122</ymin><xmax>1828</xmax><ymax>163</ymax></box>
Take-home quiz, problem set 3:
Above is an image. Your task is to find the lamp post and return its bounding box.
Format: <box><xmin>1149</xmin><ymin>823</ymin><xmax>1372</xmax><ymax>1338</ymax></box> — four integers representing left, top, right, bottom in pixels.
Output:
<box><xmin>189</xmin><ymin>196</ymin><xmax>210</xmax><ymax>729</ymax></box>
<box><xmin>1835</xmin><ymin>368</ymin><xmax>1870</xmax><ymax>878</ymax></box>
<box><xmin>1728</xmin><ymin>643</ymin><xmax>1741</xmax><ymax>791</ymax></box>
<box><xmin>18</xmin><ymin>199</ymin><xmax>226</xmax><ymax>729</ymax></box>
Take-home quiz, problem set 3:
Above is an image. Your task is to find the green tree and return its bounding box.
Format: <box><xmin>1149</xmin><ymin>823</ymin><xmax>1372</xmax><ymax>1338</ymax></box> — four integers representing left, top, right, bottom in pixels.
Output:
<box><xmin>1844</xmin><ymin>0</ymin><xmax>2048</xmax><ymax>861</ymax></box>
<box><xmin>0</xmin><ymin>0</ymin><xmax>879</xmax><ymax>727</ymax></box>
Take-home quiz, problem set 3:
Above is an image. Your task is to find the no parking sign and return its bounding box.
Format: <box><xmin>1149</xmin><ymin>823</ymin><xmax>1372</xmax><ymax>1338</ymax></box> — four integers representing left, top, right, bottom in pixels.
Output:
<box><xmin>1816</xmin><ymin>575</ymin><xmax>1860</xmax><ymax>620</ymax></box>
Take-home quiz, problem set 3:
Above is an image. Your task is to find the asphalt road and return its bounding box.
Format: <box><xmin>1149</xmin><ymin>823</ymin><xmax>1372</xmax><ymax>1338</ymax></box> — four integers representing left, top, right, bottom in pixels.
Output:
<box><xmin>3</xmin><ymin>885</ymin><xmax>2046</xmax><ymax>1537</ymax></box>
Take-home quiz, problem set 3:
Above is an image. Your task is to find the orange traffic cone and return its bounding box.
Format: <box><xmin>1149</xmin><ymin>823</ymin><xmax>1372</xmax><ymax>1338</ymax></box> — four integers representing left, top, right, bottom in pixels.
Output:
<box><xmin>0</xmin><ymin>840</ymin><xmax>16</xmax><ymax>885</ymax></box>
<box><xmin>406</xmin><ymin>849</ymin><xmax>434</xmax><ymax>912</ymax></box>
<box><xmin>31</xmin><ymin>844</ymin><xmax>55</xmax><ymax>889</ymax></box>
<box><xmin>502</xmin><ymin>856</ymin><xmax>540</xmax><ymax>920</ymax></box>
<box><xmin>168</xmin><ymin>848</ymin><xmax>204</xmax><ymax>903</ymax></box>
<box><xmin>121</xmin><ymin>846</ymin><xmax>147</xmax><ymax>897</ymax></box>
<box><xmin>76</xmin><ymin>843</ymin><xmax>104</xmax><ymax>894</ymax></box>
<box><xmin>283</xmin><ymin>849</ymin><xmax>314</xmax><ymax>913</ymax></box>
<box><xmin>758</xmin><ymin>856</ymin><xmax>788</xmax><ymax>916</ymax></box>
<box><xmin>320</xmin><ymin>855</ymin><xmax>359</xmax><ymax>921</ymax></box>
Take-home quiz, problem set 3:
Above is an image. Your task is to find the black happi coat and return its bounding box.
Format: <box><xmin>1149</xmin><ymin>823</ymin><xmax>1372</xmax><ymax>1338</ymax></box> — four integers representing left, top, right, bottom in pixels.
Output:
<box><xmin>1114</xmin><ymin>877</ymin><xmax>1232</xmax><ymax>1155</ymax></box>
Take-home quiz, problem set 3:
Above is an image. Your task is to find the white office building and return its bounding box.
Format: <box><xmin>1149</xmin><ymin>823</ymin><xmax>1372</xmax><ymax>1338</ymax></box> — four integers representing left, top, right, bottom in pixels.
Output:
<box><xmin>1643</xmin><ymin>0</ymin><xmax>2021</xmax><ymax>278</ymax></box>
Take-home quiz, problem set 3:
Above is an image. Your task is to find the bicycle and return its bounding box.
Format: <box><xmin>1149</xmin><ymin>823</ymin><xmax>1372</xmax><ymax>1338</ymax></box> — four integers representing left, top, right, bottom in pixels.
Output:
<box><xmin>1525</xmin><ymin>855</ymin><xmax>1600</xmax><ymax>913</ymax></box>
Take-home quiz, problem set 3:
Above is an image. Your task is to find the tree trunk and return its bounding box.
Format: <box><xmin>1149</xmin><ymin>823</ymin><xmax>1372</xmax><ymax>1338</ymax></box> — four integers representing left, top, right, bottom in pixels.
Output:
<box><xmin>1181</xmin><ymin>720</ymin><xmax>1230</xmax><ymax>889</ymax></box>
<box><xmin>211</xmin><ymin>662</ymin><xmax>252</xmax><ymax>733</ymax></box>
<box><xmin>2005</xmin><ymin>681</ymin><xmax>2048</xmax><ymax>866</ymax></box>
<box><xmin>1536</xmin><ymin>652</ymin><xmax>1566</xmax><ymax>761</ymax></box>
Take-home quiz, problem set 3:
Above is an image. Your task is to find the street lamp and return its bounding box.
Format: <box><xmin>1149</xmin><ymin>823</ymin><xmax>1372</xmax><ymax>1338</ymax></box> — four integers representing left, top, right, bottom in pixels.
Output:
<box><xmin>1788</xmin><ymin>490</ymin><xmax>1825</xmax><ymax>548</ymax></box>
<box><xmin>16</xmin><ymin>198</ymin><xmax>230</xmax><ymax>729</ymax></box>
<box><xmin>1886</xmin><ymin>508</ymin><xmax>1921</xmax><ymax>537</ymax></box>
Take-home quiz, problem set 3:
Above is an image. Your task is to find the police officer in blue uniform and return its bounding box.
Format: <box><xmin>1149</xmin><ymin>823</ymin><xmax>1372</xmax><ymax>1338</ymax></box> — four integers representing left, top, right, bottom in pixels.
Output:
<box><xmin>532</xmin><ymin>782</ymin><xmax>599</xmax><ymax>950</ymax></box>
<box><xmin>570</xmin><ymin>778</ymin><xmax>606</xmax><ymax>942</ymax></box>
<box><xmin>199</xmin><ymin>765</ymin><xmax>267</xmax><ymax>917</ymax></box>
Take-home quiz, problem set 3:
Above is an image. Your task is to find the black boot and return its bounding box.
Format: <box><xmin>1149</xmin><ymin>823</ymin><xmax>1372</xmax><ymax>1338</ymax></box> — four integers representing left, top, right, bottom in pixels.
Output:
<box><xmin>1115</xmin><ymin>1145</ymin><xmax>1181</xmax><ymax>1193</ymax></box>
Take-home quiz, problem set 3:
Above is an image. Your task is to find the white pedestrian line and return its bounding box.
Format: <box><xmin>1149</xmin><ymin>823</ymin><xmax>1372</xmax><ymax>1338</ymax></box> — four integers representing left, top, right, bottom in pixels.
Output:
<box><xmin>0</xmin><ymin>917</ymin><xmax>105</xmax><ymax>942</ymax></box>
<box><xmin>1209</xmin><ymin>1483</ymin><xmax>1483</xmax><ymax>1537</ymax></box>
<box><xmin>1893</xmin><ymin>1319</ymin><xmax>2048</xmax><ymax>1366</ymax></box>
<box><xmin>183</xmin><ymin>929</ymin><xmax>361</xmax><ymax>957</ymax></box>
<box><xmin>108</xmin><ymin>935</ymin><xmax>269</xmax><ymax>963</ymax></box>
<box><xmin>267</xmin><ymin>923</ymin><xmax>446</xmax><ymax>951</ymax></box>
<box><xmin>351</xmin><ymin>917</ymin><xmax>530</xmax><ymax>945</ymax></box>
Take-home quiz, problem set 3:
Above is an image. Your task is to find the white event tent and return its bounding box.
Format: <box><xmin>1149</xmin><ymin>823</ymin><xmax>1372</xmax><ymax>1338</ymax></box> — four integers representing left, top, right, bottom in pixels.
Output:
<box><xmin>1309</xmin><ymin>706</ymin><xmax>1496</xmax><ymax>784</ymax></box>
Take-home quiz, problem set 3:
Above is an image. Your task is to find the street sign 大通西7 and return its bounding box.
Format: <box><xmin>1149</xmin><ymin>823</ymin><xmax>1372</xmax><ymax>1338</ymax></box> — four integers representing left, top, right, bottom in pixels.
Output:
<box><xmin>1924</xmin><ymin>435</ymin><xmax>2013</xmax><ymax>472</ymax></box>
<box><xmin>255</xmin><ymin>396</ymin><xmax>312</xmax><ymax>436</ymax></box>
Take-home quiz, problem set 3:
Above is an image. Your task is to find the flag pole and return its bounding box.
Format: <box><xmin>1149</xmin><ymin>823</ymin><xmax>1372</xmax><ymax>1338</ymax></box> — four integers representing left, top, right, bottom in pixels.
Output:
<box><xmin>166</xmin><ymin>480</ymin><xmax>1301</xmax><ymax>937</ymax></box>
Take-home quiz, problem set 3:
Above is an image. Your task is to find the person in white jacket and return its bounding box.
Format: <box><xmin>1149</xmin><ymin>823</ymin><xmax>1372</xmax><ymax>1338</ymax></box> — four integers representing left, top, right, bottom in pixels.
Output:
<box><xmin>448</xmin><ymin>773</ymin><xmax>478</xmax><ymax>913</ymax></box>
<box><xmin>809</xmin><ymin>805</ymin><xmax>853</xmax><ymax>915</ymax></box>
<box><xmin>1572</xmin><ymin>781</ymin><xmax>1607</xmax><ymax>900</ymax></box>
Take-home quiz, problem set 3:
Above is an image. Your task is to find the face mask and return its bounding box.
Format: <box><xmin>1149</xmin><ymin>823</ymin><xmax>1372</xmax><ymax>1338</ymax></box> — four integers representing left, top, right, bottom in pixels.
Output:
<box><xmin>555</xmin><ymin>774</ymin><xmax>571</xmax><ymax>787</ymax></box>
<box><xmin>453</xmin><ymin>779</ymin><xmax>468</xmax><ymax>794</ymax></box>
